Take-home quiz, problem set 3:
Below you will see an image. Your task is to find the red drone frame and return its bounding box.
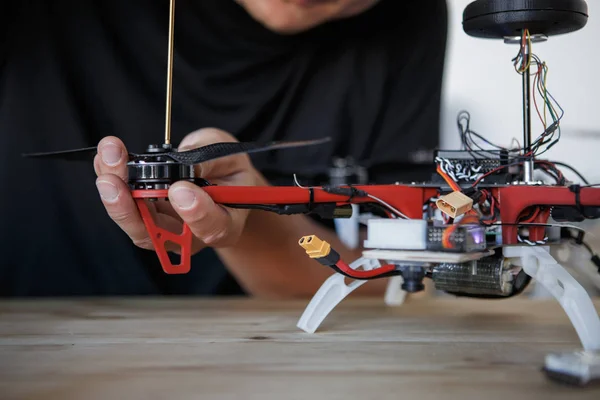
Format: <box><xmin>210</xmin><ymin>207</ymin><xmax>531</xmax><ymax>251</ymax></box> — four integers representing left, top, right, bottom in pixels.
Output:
<box><xmin>131</xmin><ymin>183</ymin><xmax>600</xmax><ymax>275</ymax></box>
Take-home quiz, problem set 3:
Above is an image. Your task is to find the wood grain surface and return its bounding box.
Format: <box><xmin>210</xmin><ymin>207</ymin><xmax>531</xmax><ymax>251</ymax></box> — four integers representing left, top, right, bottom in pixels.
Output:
<box><xmin>1</xmin><ymin>296</ymin><xmax>599</xmax><ymax>400</ymax></box>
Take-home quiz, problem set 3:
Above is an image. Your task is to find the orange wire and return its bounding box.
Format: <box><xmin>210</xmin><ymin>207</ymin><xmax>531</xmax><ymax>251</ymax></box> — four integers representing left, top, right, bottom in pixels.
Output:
<box><xmin>437</xmin><ymin>165</ymin><xmax>471</xmax><ymax>248</ymax></box>
<box><xmin>442</xmin><ymin>212</ymin><xmax>480</xmax><ymax>249</ymax></box>
<box><xmin>532</xmin><ymin>63</ymin><xmax>546</xmax><ymax>130</ymax></box>
<box><xmin>436</xmin><ymin>166</ymin><xmax>461</xmax><ymax>192</ymax></box>
<box><xmin>442</xmin><ymin>225</ymin><xmax>458</xmax><ymax>249</ymax></box>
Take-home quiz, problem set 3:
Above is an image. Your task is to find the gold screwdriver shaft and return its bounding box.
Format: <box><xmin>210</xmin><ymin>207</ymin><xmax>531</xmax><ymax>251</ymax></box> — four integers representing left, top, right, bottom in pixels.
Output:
<box><xmin>164</xmin><ymin>0</ymin><xmax>175</xmax><ymax>145</ymax></box>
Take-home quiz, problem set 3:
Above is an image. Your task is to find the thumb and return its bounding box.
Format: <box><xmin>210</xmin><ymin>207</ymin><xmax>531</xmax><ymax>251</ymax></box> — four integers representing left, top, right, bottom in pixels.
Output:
<box><xmin>168</xmin><ymin>180</ymin><xmax>248</xmax><ymax>248</ymax></box>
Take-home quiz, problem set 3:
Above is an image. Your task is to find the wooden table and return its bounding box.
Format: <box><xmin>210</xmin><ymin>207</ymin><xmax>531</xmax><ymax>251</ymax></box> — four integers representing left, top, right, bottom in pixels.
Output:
<box><xmin>1</xmin><ymin>297</ymin><xmax>599</xmax><ymax>399</ymax></box>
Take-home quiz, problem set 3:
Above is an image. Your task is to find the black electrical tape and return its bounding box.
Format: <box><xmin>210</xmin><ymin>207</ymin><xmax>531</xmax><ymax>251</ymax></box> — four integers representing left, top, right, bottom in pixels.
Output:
<box><xmin>576</xmin><ymin>230</ymin><xmax>585</xmax><ymax>245</ymax></box>
<box><xmin>591</xmin><ymin>255</ymin><xmax>600</xmax><ymax>272</ymax></box>
<box><xmin>314</xmin><ymin>249</ymin><xmax>341</xmax><ymax>267</ymax></box>
<box><xmin>322</xmin><ymin>186</ymin><xmax>368</xmax><ymax>200</ymax></box>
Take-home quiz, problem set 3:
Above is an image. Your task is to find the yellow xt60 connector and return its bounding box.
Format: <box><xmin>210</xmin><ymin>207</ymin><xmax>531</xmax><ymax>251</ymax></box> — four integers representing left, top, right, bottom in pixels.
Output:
<box><xmin>298</xmin><ymin>235</ymin><xmax>331</xmax><ymax>258</ymax></box>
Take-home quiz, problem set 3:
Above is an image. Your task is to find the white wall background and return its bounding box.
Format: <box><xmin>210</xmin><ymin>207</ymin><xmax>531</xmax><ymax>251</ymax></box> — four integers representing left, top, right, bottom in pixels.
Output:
<box><xmin>440</xmin><ymin>0</ymin><xmax>600</xmax><ymax>184</ymax></box>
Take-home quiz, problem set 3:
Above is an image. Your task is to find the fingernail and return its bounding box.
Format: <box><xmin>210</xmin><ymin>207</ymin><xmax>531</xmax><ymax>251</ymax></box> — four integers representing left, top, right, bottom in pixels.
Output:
<box><xmin>100</xmin><ymin>142</ymin><xmax>122</xmax><ymax>166</ymax></box>
<box><xmin>96</xmin><ymin>180</ymin><xmax>119</xmax><ymax>202</ymax></box>
<box><xmin>171</xmin><ymin>188</ymin><xmax>196</xmax><ymax>210</ymax></box>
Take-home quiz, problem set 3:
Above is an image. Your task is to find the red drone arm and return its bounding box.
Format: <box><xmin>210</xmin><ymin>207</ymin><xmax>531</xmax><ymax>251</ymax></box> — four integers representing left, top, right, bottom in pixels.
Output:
<box><xmin>203</xmin><ymin>185</ymin><xmax>439</xmax><ymax>219</ymax></box>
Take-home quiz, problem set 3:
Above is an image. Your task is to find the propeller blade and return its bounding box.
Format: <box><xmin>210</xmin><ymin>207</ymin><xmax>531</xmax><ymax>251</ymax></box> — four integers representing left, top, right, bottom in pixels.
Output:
<box><xmin>22</xmin><ymin>146</ymin><xmax>98</xmax><ymax>161</ymax></box>
<box><xmin>169</xmin><ymin>137</ymin><xmax>332</xmax><ymax>165</ymax></box>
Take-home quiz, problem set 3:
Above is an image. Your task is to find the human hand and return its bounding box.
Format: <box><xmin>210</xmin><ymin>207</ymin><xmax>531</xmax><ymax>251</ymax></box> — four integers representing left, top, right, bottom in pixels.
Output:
<box><xmin>94</xmin><ymin>128</ymin><xmax>259</xmax><ymax>254</ymax></box>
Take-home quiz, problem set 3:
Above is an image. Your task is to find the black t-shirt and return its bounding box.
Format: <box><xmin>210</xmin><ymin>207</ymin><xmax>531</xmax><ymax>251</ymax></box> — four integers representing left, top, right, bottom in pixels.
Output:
<box><xmin>0</xmin><ymin>0</ymin><xmax>447</xmax><ymax>296</ymax></box>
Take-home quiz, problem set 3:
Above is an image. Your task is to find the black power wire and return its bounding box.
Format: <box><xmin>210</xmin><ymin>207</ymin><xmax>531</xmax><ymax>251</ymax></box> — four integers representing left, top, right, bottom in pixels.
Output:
<box><xmin>547</xmin><ymin>161</ymin><xmax>590</xmax><ymax>185</ymax></box>
<box><xmin>562</xmin><ymin>228</ymin><xmax>600</xmax><ymax>274</ymax></box>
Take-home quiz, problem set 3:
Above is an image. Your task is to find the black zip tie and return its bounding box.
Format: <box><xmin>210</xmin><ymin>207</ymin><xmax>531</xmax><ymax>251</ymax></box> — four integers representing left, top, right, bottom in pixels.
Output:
<box><xmin>347</xmin><ymin>184</ymin><xmax>357</xmax><ymax>202</ymax></box>
<box><xmin>569</xmin><ymin>184</ymin><xmax>593</xmax><ymax>219</ymax></box>
<box><xmin>569</xmin><ymin>184</ymin><xmax>583</xmax><ymax>213</ymax></box>
<box><xmin>575</xmin><ymin>230</ymin><xmax>585</xmax><ymax>245</ymax></box>
<box><xmin>322</xmin><ymin>185</ymin><xmax>368</xmax><ymax>201</ymax></box>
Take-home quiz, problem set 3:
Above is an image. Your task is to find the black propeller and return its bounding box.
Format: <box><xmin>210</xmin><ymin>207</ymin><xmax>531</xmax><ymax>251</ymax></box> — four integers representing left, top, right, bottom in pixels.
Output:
<box><xmin>22</xmin><ymin>137</ymin><xmax>331</xmax><ymax>165</ymax></box>
<box><xmin>167</xmin><ymin>138</ymin><xmax>331</xmax><ymax>164</ymax></box>
<box><xmin>22</xmin><ymin>146</ymin><xmax>102</xmax><ymax>162</ymax></box>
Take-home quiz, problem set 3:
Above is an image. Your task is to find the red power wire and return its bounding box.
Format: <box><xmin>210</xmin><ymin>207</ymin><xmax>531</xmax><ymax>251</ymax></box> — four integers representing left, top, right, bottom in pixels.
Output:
<box><xmin>334</xmin><ymin>260</ymin><xmax>396</xmax><ymax>280</ymax></box>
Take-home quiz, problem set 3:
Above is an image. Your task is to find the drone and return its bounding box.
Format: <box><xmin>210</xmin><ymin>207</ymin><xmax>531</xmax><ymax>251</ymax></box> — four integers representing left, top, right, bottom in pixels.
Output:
<box><xmin>23</xmin><ymin>0</ymin><xmax>600</xmax><ymax>387</ymax></box>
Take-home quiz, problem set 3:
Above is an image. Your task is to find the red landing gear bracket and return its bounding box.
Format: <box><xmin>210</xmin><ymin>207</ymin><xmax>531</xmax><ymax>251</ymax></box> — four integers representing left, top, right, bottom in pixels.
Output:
<box><xmin>497</xmin><ymin>185</ymin><xmax>600</xmax><ymax>244</ymax></box>
<box><xmin>132</xmin><ymin>189</ymin><xmax>193</xmax><ymax>274</ymax></box>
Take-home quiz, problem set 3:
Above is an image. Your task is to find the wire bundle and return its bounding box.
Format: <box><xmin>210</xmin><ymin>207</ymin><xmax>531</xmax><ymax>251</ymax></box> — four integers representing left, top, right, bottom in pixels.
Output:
<box><xmin>441</xmin><ymin>212</ymin><xmax>480</xmax><ymax>249</ymax></box>
<box><xmin>436</xmin><ymin>164</ymin><xmax>462</xmax><ymax>191</ymax></box>
<box><xmin>477</xmin><ymin>189</ymin><xmax>499</xmax><ymax>223</ymax></box>
<box><xmin>512</xmin><ymin>28</ymin><xmax>564</xmax><ymax>158</ymax></box>
<box><xmin>456</xmin><ymin>29</ymin><xmax>565</xmax><ymax>176</ymax></box>
<box><xmin>529</xmin><ymin>54</ymin><xmax>564</xmax><ymax>157</ymax></box>
<box><xmin>457</xmin><ymin>111</ymin><xmax>509</xmax><ymax>159</ymax></box>
<box><xmin>435</xmin><ymin>156</ymin><xmax>485</xmax><ymax>182</ymax></box>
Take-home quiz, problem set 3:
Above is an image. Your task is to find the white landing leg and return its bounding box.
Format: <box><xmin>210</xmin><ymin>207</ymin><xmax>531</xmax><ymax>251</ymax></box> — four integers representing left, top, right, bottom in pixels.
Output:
<box><xmin>334</xmin><ymin>204</ymin><xmax>360</xmax><ymax>249</ymax></box>
<box><xmin>503</xmin><ymin>245</ymin><xmax>600</xmax><ymax>386</ymax></box>
<box><xmin>551</xmin><ymin>243</ymin><xmax>600</xmax><ymax>293</ymax></box>
<box><xmin>297</xmin><ymin>257</ymin><xmax>402</xmax><ymax>334</ymax></box>
<box><xmin>384</xmin><ymin>275</ymin><xmax>407</xmax><ymax>306</ymax></box>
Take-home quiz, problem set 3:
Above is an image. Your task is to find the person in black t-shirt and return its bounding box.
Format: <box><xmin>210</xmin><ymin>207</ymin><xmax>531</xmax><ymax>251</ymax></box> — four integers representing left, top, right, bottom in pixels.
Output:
<box><xmin>0</xmin><ymin>0</ymin><xmax>448</xmax><ymax>297</ymax></box>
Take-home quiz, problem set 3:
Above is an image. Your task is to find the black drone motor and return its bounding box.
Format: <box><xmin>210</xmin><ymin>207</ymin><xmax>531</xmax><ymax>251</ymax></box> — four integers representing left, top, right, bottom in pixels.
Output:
<box><xmin>127</xmin><ymin>144</ymin><xmax>210</xmax><ymax>193</ymax></box>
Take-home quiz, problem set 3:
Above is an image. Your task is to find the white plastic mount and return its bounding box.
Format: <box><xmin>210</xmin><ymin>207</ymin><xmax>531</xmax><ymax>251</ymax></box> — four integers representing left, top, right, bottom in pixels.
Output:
<box><xmin>503</xmin><ymin>245</ymin><xmax>600</xmax><ymax>351</ymax></box>
<box><xmin>297</xmin><ymin>257</ymin><xmax>406</xmax><ymax>333</ymax></box>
